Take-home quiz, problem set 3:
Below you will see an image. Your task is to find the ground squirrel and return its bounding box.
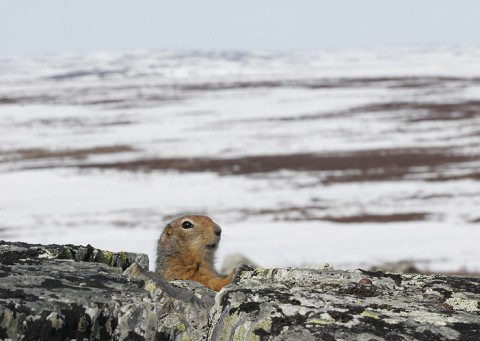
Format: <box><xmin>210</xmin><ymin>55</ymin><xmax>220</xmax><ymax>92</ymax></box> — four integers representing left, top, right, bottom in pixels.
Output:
<box><xmin>155</xmin><ymin>215</ymin><xmax>239</xmax><ymax>291</ymax></box>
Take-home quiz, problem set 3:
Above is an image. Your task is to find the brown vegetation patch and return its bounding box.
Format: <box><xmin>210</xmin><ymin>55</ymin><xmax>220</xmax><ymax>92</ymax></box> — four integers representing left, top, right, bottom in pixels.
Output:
<box><xmin>273</xmin><ymin>98</ymin><xmax>480</xmax><ymax>123</ymax></box>
<box><xmin>0</xmin><ymin>98</ymin><xmax>19</xmax><ymax>104</ymax></box>
<box><xmin>0</xmin><ymin>92</ymin><xmax>183</xmax><ymax>108</ymax></box>
<box><xmin>77</xmin><ymin>148</ymin><xmax>478</xmax><ymax>181</ymax></box>
<box><xmin>6</xmin><ymin>146</ymin><xmax>136</xmax><ymax>161</ymax></box>
<box><xmin>260</xmin><ymin>211</ymin><xmax>428</xmax><ymax>223</ymax></box>
<box><xmin>247</xmin><ymin>206</ymin><xmax>329</xmax><ymax>215</ymax></box>
<box><xmin>319</xmin><ymin>213</ymin><xmax>428</xmax><ymax>223</ymax></box>
<box><xmin>0</xmin><ymin>95</ymin><xmax>56</xmax><ymax>105</ymax></box>
<box><xmin>239</xmin><ymin>206</ymin><xmax>329</xmax><ymax>221</ymax></box>
<box><xmin>351</xmin><ymin>101</ymin><xmax>480</xmax><ymax>122</ymax></box>
<box><xmin>179</xmin><ymin>76</ymin><xmax>477</xmax><ymax>92</ymax></box>
<box><xmin>426</xmin><ymin>173</ymin><xmax>480</xmax><ymax>182</ymax></box>
<box><xmin>2</xmin><ymin>77</ymin><xmax>478</xmax><ymax>110</ymax></box>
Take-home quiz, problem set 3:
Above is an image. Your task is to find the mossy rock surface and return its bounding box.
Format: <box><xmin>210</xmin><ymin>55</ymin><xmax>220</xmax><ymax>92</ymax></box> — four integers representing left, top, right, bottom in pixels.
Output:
<box><xmin>209</xmin><ymin>266</ymin><xmax>480</xmax><ymax>340</ymax></box>
<box><xmin>1</xmin><ymin>241</ymin><xmax>480</xmax><ymax>341</ymax></box>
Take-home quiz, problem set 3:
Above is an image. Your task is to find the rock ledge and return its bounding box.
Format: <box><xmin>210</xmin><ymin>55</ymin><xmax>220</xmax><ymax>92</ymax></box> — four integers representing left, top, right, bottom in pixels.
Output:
<box><xmin>1</xmin><ymin>241</ymin><xmax>479</xmax><ymax>341</ymax></box>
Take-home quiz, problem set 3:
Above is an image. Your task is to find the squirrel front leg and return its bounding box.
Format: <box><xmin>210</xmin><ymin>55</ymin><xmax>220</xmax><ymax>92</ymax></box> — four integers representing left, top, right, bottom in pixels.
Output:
<box><xmin>204</xmin><ymin>274</ymin><xmax>234</xmax><ymax>291</ymax></box>
<box><xmin>202</xmin><ymin>264</ymin><xmax>254</xmax><ymax>291</ymax></box>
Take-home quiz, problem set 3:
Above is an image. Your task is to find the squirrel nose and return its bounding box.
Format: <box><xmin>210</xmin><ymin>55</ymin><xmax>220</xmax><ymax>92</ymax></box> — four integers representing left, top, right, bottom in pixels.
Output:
<box><xmin>214</xmin><ymin>225</ymin><xmax>222</xmax><ymax>237</ymax></box>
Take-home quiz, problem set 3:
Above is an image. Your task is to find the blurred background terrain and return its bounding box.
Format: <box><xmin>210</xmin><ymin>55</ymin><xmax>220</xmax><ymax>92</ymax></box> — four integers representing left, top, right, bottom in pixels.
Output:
<box><xmin>0</xmin><ymin>1</ymin><xmax>479</xmax><ymax>273</ymax></box>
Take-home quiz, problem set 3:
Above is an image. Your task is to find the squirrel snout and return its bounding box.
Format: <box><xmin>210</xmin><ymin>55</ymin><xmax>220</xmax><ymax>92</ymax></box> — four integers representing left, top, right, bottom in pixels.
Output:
<box><xmin>214</xmin><ymin>225</ymin><xmax>222</xmax><ymax>237</ymax></box>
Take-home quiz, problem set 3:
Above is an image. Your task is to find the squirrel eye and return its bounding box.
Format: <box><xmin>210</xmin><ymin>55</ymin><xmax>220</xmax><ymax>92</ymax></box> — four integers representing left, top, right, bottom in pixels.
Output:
<box><xmin>182</xmin><ymin>221</ymin><xmax>193</xmax><ymax>229</ymax></box>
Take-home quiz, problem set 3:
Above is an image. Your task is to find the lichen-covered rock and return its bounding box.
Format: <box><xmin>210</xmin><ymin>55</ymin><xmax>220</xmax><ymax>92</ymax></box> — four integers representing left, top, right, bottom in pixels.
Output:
<box><xmin>0</xmin><ymin>240</ymin><xmax>148</xmax><ymax>271</ymax></box>
<box><xmin>0</xmin><ymin>241</ymin><xmax>213</xmax><ymax>340</ymax></box>
<box><xmin>208</xmin><ymin>266</ymin><xmax>480</xmax><ymax>341</ymax></box>
<box><xmin>1</xmin><ymin>241</ymin><xmax>479</xmax><ymax>341</ymax></box>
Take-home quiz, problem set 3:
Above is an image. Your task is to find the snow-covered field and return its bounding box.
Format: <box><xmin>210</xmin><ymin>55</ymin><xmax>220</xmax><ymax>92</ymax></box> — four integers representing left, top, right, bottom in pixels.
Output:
<box><xmin>1</xmin><ymin>46</ymin><xmax>479</xmax><ymax>273</ymax></box>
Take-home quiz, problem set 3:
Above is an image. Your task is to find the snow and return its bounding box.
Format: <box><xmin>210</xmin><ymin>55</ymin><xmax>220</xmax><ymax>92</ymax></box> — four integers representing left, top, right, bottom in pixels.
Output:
<box><xmin>1</xmin><ymin>167</ymin><xmax>479</xmax><ymax>272</ymax></box>
<box><xmin>1</xmin><ymin>46</ymin><xmax>479</xmax><ymax>273</ymax></box>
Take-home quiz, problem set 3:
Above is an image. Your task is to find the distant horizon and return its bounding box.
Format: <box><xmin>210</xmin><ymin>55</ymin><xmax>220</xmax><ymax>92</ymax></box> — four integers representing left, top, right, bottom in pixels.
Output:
<box><xmin>1</xmin><ymin>1</ymin><xmax>480</xmax><ymax>57</ymax></box>
<box><xmin>2</xmin><ymin>42</ymin><xmax>480</xmax><ymax>59</ymax></box>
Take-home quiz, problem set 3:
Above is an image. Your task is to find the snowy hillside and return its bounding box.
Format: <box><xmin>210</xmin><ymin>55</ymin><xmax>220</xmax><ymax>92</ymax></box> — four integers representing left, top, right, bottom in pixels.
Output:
<box><xmin>1</xmin><ymin>46</ymin><xmax>479</xmax><ymax>272</ymax></box>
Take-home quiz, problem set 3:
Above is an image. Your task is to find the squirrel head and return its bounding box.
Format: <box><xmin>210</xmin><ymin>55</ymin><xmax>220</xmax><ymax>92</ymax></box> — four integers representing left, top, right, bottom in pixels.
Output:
<box><xmin>160</xmin><ymin>215</ymin><xmax>222</xmax><ymax>262</ymax></box>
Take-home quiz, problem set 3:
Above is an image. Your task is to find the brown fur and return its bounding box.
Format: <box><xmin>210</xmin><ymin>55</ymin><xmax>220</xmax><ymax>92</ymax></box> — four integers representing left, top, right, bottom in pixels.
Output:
<box><xmin>155</xmin><ymin>215</ymin><xmax>235</xmax><ymax>291</ymax></box>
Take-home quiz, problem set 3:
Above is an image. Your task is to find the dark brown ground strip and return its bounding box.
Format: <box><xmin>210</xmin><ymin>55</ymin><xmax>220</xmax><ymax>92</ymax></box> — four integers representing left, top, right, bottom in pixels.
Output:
<box><xmin>239</xmin><ymin>206</ymin><xmax>329</xmax><ymax>220</ymax></box>
<box><xmin>2</xmin><ymin>76</ymin><xmax>478</xmax><ymax>107</ymax></box>
<box><xmin>16</xmin><ymin>117</ymin><xmax>135</xmax><ymax>128</ymax></box>
<box><xmin>241</xmin><ymin>208</ymin><xmax>428</xmax><ymax>223</ymax></box>
<box><xmin>245</xmin><ymin>206</ymin><xmax>329</xmax><ymax>215</ymax></box>
<box><xmin>270</xmin><ymin>100</ymin><xmax>480</xmax><ymax>122</ymax></box>
<box><xmin>350</xmin><ymin>100</ymin><xmax>480</xmax><ymax>122</ymax></box>
<box><xmin>322</xmin><ymin>170</ymin><xmax>480</xmax><ymax>184</ymax></box>
<box><xmin>0</xmin><ymin>95</ymin><xmax>56</xmax><ymax>105</ymax></box>
<box><xmin>0</xmin><ymin>93</ymin><xmax>183</xmax><ymax>107</ymax></box>
<box><xmin>318</xmin><ymin>213</ymin><xmax>428</xmax><ymax>223</ymax></box>
<box><xmin>425</xmin><ymin>173</ymin><xmax>480</xmax><ymax>182</ymax></box>
<box><xmin>321</xmin><ymin>172</ymin><xmax>411</xmax><ymax>184</ymax></box>
<box><xmin>76</xmin><ymin>148</ymin><xmax>478</xmax><ymax>177</ymax></box>
<box><xmin>2</xmin><ymin>146</ymin><xmax>135</xmax><ymax>161</ymax></box>
<box><xmin>178</xmin><ymin>76</ymin><xmax>479</xmax><ymax>91</ymax></box>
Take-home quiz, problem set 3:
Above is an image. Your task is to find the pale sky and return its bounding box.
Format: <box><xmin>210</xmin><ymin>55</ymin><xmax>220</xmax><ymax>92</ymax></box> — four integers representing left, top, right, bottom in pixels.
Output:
<box><xmin>1</xmin><ymin>0</ymin><xmax>479</xmax><ymax>56</ymax></box>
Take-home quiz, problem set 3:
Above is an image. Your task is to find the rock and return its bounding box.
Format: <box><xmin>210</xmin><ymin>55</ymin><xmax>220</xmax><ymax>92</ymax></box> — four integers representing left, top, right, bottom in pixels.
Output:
<box><xmin>0</xmin><ymin>240</ymin><xmax>149</xmax><ymax>270</ymax></box>
<box><xmin>0</xmin><ymin>240</ymin><xmax>213</xmax><ymax>340</ymax></box>
<box><xmin>1</xmin><ymin>241</ymin><xmax>480</xmax><ymax>340</ymax></box>
<box><xmin>123</xmin><ymin>262</ymin><xmax>216</xmax><ymax>308</ymax></box>
<box><xmin>220</xmin><ymin>252</ymin><xmax>258</xmax><ymax>275</ymax></box>
<box><xmin>209</xmin><ymin>266</ymin><xmax>480</xmax><ymax>340</ymax></box>
<box><xmin>369</xmin><ymin>260</ymin><xmax>421</xmax><ymax>274</ymax></box>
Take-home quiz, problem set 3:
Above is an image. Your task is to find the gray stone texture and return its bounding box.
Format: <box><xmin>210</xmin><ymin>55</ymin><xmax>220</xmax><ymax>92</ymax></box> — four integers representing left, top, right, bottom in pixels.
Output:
<box><xmin>209</xmin><ymin>266</ymin><xmax>480</xmax><ymax>340</ymax></box>
<box><xmin>0</xmin><ymin>241</ymin><xmax>211</xmax><ymax>340</ymax></box>
<box><xmin>1</xmin><ymin>241</ymin><xmax>479</xmax><ymax>340</ymax></box>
